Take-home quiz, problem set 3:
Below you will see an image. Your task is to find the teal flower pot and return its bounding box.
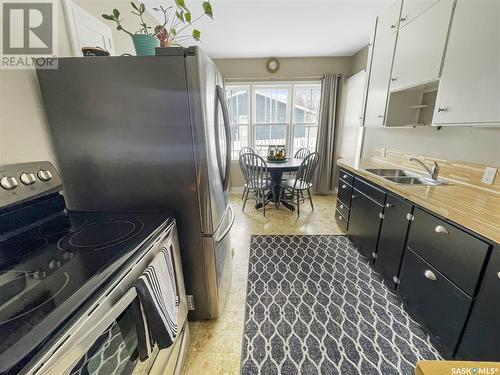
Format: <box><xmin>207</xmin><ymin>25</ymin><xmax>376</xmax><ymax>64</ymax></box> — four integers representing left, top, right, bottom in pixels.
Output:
<box><xmin>132</xmin><ymin>34</ymin><xmax>160</xmax><ymax>56</ymax></box>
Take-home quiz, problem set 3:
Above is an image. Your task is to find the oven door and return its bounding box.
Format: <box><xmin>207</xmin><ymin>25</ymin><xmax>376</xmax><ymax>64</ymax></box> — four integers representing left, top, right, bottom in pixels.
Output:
<box><xmin>45</xmin><ymin>288</ymin><xmax>157</xmax><ymax>375</ymax></box>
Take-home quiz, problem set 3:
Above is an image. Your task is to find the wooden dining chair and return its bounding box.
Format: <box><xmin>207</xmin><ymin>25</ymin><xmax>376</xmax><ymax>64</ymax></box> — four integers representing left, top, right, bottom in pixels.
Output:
<box><xmin>278</xmin><ymin>152</ymin><xmax>320</xmax><ymax>217</ymax></box>
<box><xmin>294</xmin><ymin>148</ymin><xmax>311</xmax><ymax>159</ymax></box>
<box><xmin>239</xmin><ymin>147</ymin><xmax>255</xmax><ymax>200</ymax></box>
<box><xmin>239</xmin><ymin>152</ymin><xmax>274</xmax><ymax>216</ymax></box>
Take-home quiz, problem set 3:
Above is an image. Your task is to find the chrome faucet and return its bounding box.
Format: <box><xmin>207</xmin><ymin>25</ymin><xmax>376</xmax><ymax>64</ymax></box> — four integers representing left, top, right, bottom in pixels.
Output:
<box><xmin>409</xmin><ymin>157</ymin><xmax>440</xmax><ymax>180</ymax></box>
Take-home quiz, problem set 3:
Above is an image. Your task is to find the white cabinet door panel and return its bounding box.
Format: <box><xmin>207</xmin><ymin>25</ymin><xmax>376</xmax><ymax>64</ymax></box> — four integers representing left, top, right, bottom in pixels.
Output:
<box><xmin>399</xmin><ymin>0</ymin><xmax>440</xmax><ymax>27</ymax></box>
<box><xmin>391</xmin><ymin>0</ymin><xmax>454</xmax><ymax>91</ymax></box>
<box><xmin>433</xmin><ymin>0</ymin><xmax>500</xmax><ymax>125</ymax></box>
<box><xmin>375</xmin><ymin>0</ymin><xmax>403</xmax><ymax>43</ymax></box>
<box><xmin>364</xmin><ymin>33</ymin><xmax>397</xmax><ymax>126</ymax></box>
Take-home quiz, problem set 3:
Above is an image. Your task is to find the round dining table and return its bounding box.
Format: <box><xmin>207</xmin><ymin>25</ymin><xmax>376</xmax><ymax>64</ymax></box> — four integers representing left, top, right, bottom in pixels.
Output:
<box><xmin>255</xmin><ymin>158</ymin><xmax>303</xmax><ymax>211</ymax></box>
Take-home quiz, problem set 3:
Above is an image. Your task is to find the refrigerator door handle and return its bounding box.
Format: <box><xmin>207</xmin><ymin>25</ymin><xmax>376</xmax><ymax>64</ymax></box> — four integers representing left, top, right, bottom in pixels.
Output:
<box><xmin>216</xmin><ymin>84</ymin><xmax>231</xmax><ymax>192</ymax></box>
<box><xmin>214</xmin><ymin>205</ymin><xmax>235</xmax><ymax>243</ymax></box>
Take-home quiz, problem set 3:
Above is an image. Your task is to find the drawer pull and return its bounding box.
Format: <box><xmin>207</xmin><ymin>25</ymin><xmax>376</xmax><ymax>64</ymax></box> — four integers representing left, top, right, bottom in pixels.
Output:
<box><xmin>424</xmin><ymin>270</ymin><xmax>437</xmax><ymax>281</ymax></box>
<box><xmin>342</xmin><ymin>174</ymin><xmax>348</xmax><ymax>179</ymax></box>
<box><xmin>338</xmin><ymin>215</ymin><xmax>343</xmax><ymax>221</ymax></box>
<box><xmin>342</xmin><ymin>184</ymin><xmax>347</xmax><ymax>189</ymax></box>
<box><xmin>351</xmin><ymin>194</ymin><xmax>357</xmax><ymax>200</ymax></box>
<box><xmin>434</xmin><ymin>225</ymin><xmax>449</xmax><ymax>235</ymax></box>
<box><xmin>340</xmin><ymin>204</ymin><xmax>344</xmax><ymax>209</ymax></box>
<box><xmin>385</xmin><ymin>203</ymin><xmax>393</xmax><ymax>208</ymax></box>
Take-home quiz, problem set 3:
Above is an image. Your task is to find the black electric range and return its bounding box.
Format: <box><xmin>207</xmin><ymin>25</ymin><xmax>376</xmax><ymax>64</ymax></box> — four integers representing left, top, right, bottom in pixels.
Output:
<box><xmin>0</xmin><ymin>162</ymin><xmax>174</xmax><ymax>374</ymax></box>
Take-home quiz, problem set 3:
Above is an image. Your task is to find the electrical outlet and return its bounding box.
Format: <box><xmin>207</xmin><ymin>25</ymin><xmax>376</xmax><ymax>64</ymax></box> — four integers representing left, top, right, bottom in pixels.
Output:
<box><xmin>481</xmin><ymin>167</ymin><xmax>497</xmax><ymax>185</ymax></box>
<box><xmin>381</xmin><ymin>147</ymin><xmax>387</xmax><ymax>157</ymax></box>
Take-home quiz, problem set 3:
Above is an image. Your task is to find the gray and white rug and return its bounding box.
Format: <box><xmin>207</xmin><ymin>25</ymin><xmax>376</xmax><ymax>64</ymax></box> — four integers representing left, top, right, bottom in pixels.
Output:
<box><xmin>241</xmin><ymin>235</ymin><xmax>442</xmax><ymax>375</ymax></box>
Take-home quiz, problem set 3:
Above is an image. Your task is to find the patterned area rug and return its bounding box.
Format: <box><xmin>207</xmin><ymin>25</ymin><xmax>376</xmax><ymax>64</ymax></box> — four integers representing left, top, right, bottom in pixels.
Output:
<box><xmin>241</xmin><ymin>235</ymin><xmax>442</xmax><ymax>375</ymax></box>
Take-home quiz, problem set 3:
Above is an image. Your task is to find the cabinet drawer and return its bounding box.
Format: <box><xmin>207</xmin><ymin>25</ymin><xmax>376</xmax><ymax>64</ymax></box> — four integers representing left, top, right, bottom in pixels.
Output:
<box><xmin>337</xmin><ymin>180</ymin><xmax>353</xmax><ymax>207</ymax></box>
<box><xmin>407</xmin><ymin>208</ymin><xmax>489</xmax><ymax>296</ymax></box>
<box><xmin>399</xmin><ymin>249</ymin><xmax>472</xmax><ymax>356</ymax></box>
<box><xmin>335</xmin><ymin>210</ymin><xmax>348</xmax><ymax>232</ymax></box>
<box><xmin>339</xmin><ymin>169</ymin><xmax>354</xmax><ymax>186</ymax></box>
<box><xmin>353</xmin><ymin>178</ymin><xmax>386</xmax><ymax>205</ymax></box>
<box><xmin>336</xmin><ymin>199</ymin><xmax>349</xmax><ymax>219</ymax></box>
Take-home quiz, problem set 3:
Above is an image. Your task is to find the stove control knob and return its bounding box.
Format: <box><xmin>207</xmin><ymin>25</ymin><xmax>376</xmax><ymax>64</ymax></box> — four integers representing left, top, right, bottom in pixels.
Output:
<box><xmin>48</xmin><ymin>259</ymin><xmax>61</xmax><ymax>269</ymax></box>
<box><xmin>1</xmin><ymin>176</ymin><xmax>18</xmax><ymax>190</ymax></box>
<box><xmin>20</xmin><ymin>172</ymin><xmax>36</xmax><ymax>185</ymax></box>
<box><xmin>37</xmin><ymin>169</ymin><xmax>53</xmax><ymax>182</ymax></box>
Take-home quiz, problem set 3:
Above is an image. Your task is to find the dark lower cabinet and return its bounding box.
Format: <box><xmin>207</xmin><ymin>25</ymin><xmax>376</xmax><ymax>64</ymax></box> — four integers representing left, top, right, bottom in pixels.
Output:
<box><xmin>399</xmin><ymin>249</ymin><xmax>472</xmax><ymax>357</ymax></box>
<box><xmin>375</xmin><ymin>194</ymin><xmax>413</xmax><ymax>286</ymax></box>
<box><xmin>348</xmin><ymin>186</ymin><xmax>384</xmax><ymax>260</ymax></box>
<box><xmin>456</xmin><ymin>247</ymin><xmax>500</xmax><ymax>360</ymax></box>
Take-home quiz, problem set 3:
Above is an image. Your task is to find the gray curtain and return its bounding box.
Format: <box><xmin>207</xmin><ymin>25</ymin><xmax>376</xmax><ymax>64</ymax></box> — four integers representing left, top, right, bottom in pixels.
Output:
<box><xmin>314</xmin><ymin>74</ymin><xmax>343</xmax><ymax>194</ymax></box>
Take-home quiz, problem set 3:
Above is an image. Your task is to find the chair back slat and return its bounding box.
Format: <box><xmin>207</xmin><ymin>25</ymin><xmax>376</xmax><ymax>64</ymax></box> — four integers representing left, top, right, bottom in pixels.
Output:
<box><xmin>295</xmin><ymin>152</ymin><xmax>320</xmax><ymax>187</ymax></box>
<box><xmin>294</xmin><ymin>148</ymin><xmax>311</xmax><ymax>159</ymax></box>
<box><xmin>239</xmin><ymin>147</ymin><xmax>255</xmax><ymax>157</ymax></box>
<box><xmin>239</xmin><ymin>152</ymin><xmax>269</xmax><ymax>189</ymax></box>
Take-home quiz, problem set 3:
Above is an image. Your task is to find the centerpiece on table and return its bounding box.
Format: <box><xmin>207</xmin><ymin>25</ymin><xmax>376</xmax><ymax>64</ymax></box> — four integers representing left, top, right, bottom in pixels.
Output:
<box><xmin>267</xmin><ymin>145</ymin><xmax>288</xmax><ymax>163</ymax></box>
<box><xmin>102</xmin><ymin>0</ymin><xmax>213</xmax><ymax>56</ymax></box>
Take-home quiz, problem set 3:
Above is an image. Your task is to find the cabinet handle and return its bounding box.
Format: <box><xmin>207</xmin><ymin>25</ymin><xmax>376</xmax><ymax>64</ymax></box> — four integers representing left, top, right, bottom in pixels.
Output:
<box><xmin>390</xmin><ymin>24</ymin><xmax>397</xmax><ymax>29</ymax></box>
<box><xmin>340</xmin><ymin>204</ymin><xmax>344</xmax><ymax>209</ymax></box>
<box><xmin>497</xmin><ymin>272</ymin><xmax>500</xmax><ymax>279</ymax></box>
<box><xmin>434</xmin><ymin>225</ymin><xmax>449</xmax><ymax>235</ymax></box>
<box><xmin>400</xmin><ymin>15</ymin><xmax>408</xmax><ymax>22</ymax></box>
<box><xmin>437</xmin><ymin>107</ymin><xmax>447</xmax><ymax>112</ymax></box>
<box><xmin>342</xmin><ymin>174</ymin><xmax>348</xmax><ymax>179</ymax></box>
<box><xmin>385</xmin><ymin>203</ymin><xmax>394</xmax><ymax>208</ymax></box>
<box><xmin>338</xmin><ymin>215</ymin><xmax>343</xmax><ymax>221</ymax></box>
<box><xmin>391</xmin><ymin>77</ymin><xmax>398</xmax><ymax>81</ymax></box>
<box><xmin>342</xmin><ymin>184</ymin><xmax>347</xmax><ymax>189</ymax></box>
<box><xmin>378</xmin><ymin>115</ymin><xmax>384</xmax><ymax>118</ymax></box>
<box><xmin>424</xmin><ymin>270</ymin><xmax>437</xmax><ymax>281</ymax></box>
<box><xmin>352</xmin><ymin>194</ymin><xmax>357</xmax><ymax>200</ymax></box>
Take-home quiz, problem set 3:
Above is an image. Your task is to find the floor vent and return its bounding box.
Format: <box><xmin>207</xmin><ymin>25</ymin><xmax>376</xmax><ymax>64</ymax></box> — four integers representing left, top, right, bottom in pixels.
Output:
<box><xmin>186</xmin><ymin>295</ymin><xmax>195</xmax><ymax>310</ymax></box>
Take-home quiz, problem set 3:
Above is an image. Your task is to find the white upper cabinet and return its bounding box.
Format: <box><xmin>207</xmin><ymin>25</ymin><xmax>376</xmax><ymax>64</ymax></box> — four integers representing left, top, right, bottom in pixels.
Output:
<box><xmin>433</xmin><ymin>0</ymin><xmax>500</xmax><ymax>126</ymax></box>
<box><xmin>399</xmin><ymin>0</ymin><xmax>440</xmax><ymax>27</ymax></box>
<box><xmin>375</xmin><ymin>0</ymin><xmax>403</xmax><ymax>43</ymax></box>
<box><xmin>364</xmin><ymin>33</ymin><xmax>398</xmax><ymax>126</ymax></box>
<box><xmin>391</xmin><ymin>0</ymin><xmax>454</xmax><ymax>91</ymax></box>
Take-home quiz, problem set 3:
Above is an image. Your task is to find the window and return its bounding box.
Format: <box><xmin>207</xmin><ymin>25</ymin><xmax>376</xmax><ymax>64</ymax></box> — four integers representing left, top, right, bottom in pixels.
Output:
<box><xmin>225</xmin><ymin>82</ymin><xmax>321</xmax><ymax>159</ymax></box>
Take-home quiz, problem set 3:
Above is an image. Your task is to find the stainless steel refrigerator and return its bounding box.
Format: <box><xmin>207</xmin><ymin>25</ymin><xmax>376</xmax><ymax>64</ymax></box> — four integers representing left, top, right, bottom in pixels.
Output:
<box><xmin>36</xmin><ymin>47</ymin><xmax>233</xmax><ymax>320</ymax></box>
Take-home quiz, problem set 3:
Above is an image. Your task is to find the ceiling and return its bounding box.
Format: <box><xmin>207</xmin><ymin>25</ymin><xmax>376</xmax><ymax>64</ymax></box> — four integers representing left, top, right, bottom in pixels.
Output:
<box><xmin>145</xmin><ymin>0</ymin><xmax>391</xmax><ymax>58</ymax></box>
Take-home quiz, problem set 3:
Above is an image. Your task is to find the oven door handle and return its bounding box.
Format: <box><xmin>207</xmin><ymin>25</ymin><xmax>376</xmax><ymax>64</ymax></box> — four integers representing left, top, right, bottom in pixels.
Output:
<box><xmin>40</xmin><ymin>288</ymin><xmax>138</xmax><ymax>375</ymax></box>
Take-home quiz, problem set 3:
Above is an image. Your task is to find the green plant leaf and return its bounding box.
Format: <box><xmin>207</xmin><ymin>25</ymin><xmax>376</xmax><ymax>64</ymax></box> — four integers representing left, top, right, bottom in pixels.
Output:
<box><xmin>175</xmin><ymin>0</ymin><xmax>186</xmax><ymax>9</ymax></box>
<box><xmin>184</xmin><ymin>12</ymin><xmax>191</xmax><ymax>22</ymax></box>
<box><xmin>192</xmin><ymin>29</ymin><xmax>201</xmax><ymax>41</ymax></box>
<box><xmin>202</xmin><ymin>2</ymin><xmax>213</xmax><ymax>18</ymax></box>
<box><xmin>176</xmin><ymin>11</ymin><xmax>184</xmax><ymax>21</ymax></box>
<box><xmin>171</xmin><ymin>28</ymin><xmax>177</xmax><ymax>36</ymax></box>
<box><xmin>112</xmin><ymin>8</ymin><xmax>120</xmax><ymax>18</ymax></box>
<box><xmin>130</xmin><ymin>2</ymin><xmax>138</xmax><ymax>11</ymax></box>
<box><xmin>140</xmin><ymin>3</ymin><xmax>145</xmax><ymax>14</ymax></box>
<box><xmin>102</xmin><ymin>14</ymin><xmax>115</xmax><ymax>20</ymax></box>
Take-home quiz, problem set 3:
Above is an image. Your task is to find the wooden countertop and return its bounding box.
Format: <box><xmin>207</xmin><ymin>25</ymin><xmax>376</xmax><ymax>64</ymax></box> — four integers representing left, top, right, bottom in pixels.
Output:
<box><xmin>338</xmin><ymin>158</ymin><xmax>500</xmax><ymax>244</ymax></box>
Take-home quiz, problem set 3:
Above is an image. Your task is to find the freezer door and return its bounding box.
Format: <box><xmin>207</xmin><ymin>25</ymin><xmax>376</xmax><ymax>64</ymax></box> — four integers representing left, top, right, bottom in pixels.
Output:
<box><xmin>185</xmin><ymin>48</ymin><xmax>230</xmax><ymax>235</ymax></box>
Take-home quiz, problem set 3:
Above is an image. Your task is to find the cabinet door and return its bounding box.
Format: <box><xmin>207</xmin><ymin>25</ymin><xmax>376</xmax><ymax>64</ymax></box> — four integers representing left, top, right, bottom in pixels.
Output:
<box><xmin>364</xmin><ymin>33</ymin><xmax>397</xmax><ymax>126</ymax></box>
<box><xmin>433</xmin><ymin>0</ymin><xmax>500</xmax><ymax>125</ymax></box>
<box><xmin>348</xmin><ymin>189</ymin><xmax>383</xmax><ymax>260</ymax></box>
<box><xmin>399</xmin><ymin>0</ymin><xmax>440</xmax><ymax>27</ymax></box>
<box><xmin>399</xmin><ymin>249</ymin><xmax>472</xmax><ymax>356</ymax></box>
<box><xmin>456</xmin><ymin>247</ymin><xmax>500</xmax><ymax>361</ymax></box>
<box><xmin>375</xmin><ymin>0</ymin><xmax>402</xmax><ymax>43</ymax></box>
<box><xmin>391</xmin><ymin>0</ymin><xmax>454</xmax><ymax>91</ymax></box>
<box><xmin>375</xmin><ymin>194</ymin><xmax>413</xmax><ymax>286</ymax></box>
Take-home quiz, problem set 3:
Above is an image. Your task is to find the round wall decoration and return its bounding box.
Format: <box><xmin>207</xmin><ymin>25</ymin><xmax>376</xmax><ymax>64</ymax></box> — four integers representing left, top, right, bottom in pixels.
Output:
<box><xmin>266</xmin><ymin>57</ymin><xmax>280</xmax><ymax>73</ymax></box>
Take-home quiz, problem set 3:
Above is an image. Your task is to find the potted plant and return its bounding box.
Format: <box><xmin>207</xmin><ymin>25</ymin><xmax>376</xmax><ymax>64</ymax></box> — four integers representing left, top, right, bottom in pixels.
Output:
<box><xmin>102</xmin><ymin>0</ymin><xmax>213</xmax><ymax>56</ymax></box>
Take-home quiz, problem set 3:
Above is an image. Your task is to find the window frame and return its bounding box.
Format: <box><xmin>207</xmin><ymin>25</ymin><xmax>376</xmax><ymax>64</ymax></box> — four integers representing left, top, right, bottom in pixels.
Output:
<box><xmin>226</xmin><ymin>81</ymin><xmax>321</xmax><ymax>161</ymax></box>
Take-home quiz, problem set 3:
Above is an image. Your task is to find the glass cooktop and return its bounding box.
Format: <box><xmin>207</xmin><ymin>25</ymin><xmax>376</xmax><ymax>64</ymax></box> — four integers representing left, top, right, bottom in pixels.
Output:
<box><xmin>0</xmin><ymin>194</ymin><xmax>173</xmax><ymax>374</ymax></box>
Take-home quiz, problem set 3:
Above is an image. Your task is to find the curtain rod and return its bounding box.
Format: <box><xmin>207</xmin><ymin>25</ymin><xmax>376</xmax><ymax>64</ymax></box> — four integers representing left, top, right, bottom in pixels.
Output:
<box><xmin>225</xmin><ymin>75</ymin><xmax>326</xmax><ymax>82</ymax></box>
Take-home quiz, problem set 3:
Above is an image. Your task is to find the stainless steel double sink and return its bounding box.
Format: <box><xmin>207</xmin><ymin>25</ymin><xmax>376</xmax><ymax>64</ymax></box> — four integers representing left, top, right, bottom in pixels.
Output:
<box><xmin>365</xmin><ymin>168</ymin><xmax>445</xmax><ymax>186</ymax></box>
